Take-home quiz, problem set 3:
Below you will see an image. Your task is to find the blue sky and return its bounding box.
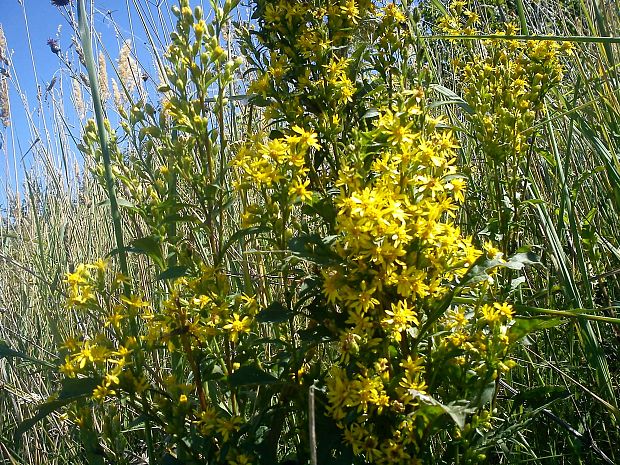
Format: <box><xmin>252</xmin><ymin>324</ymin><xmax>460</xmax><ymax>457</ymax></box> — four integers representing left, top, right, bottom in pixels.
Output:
<box><xmin>0</xmin><ymin>0</ymin><xmax>182</xmax><ymax>201</ymax></box>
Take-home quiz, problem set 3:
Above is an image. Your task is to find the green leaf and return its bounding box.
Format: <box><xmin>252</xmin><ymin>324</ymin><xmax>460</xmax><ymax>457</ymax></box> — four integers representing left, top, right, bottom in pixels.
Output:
<box><xmin>80</xmin><ymin>427</ymin><xmax>107</xmax><ymax>465</ymax></box>
<box><xmin>512</xmin><ymin>386</ymin><xmax>570</xmax><ymax>411</ymax></box>
<box><xmin>14</xmin><ymin>398</ymin><xmax>75</xmax><ymax>443</ymax></box>
<box><xmin>461</xmin><ymin>251</ymin><xmax>542</xmax><ymax>285</ymax></box>
<box><xmin>256</xmin><ymin>302</ymin><xmax>294</xmax><ymax>323</ymax></box>
<box><xmin>408</xmin><ymin>391</ymin><xmax>475</xmax><ymax>429</ymax></box>
<box><xmin>15</xmin><ymin>377</ymin><xmax>98</xmax><ymax>442</ymax></box>
<box><xmin>228</xmin><ymin>365</ymin><xmax>278</xmax><ymax>387</ymax></box>
<box><xmin>505</xmin><ymin>251</ymin><xmax>542</xmax><ymax>270</ymax></box>
<box><xmin>438</xmin><ymin>401</ymin><xmax>476</xmax><ymax>430</ymax></box>
<box><xmin>362</xmin><ymin>108</ymin><xmax>380</xmax><ymax>119</ymax></box>
<box><xmin>157</xmin><ymin>266</ymin><xmax>189</xmax><ymax>281</ymax></box>
<box><xmin>298</xmin><ymin>326</ymin><xmax>334</xmax><ymax>343</ymax></box>
<box><xmin>428</xmin><ymin>0</ymin><xmax>448</xmax><ymax>15</ymax></box>
<box><xmin>430</xmin><ymin>84</ymin><xmax>474</xmax><ymax>115</ymax></box>
<box><xmin>97</xmin><ymin>197</ymin><xmax>138</xmax><ymax>211</ymax></box>
<box><xmin>474</xmin><ymin>379</ymin><xmax>497</xmax><ymax>408</ymax></box>
<box><xmin>289</xmin><ymin>234</ymin><xmax>340</xmax><ymax>265</ymax></box>
<box><xmin>128</xmin><ymin>236</ymin><xmax>164</xmax><ymax>268</ymax></box>
<box><xmin>203</xmin><ymin>363</ymin><xmax>225</xmax><ymax>381</ymax></box>
<box><xmin>116</xmin><ymin>198</ymin><xmax>138</xmax><ymax>210</ymax></box>
<box><xmin>301</xmin><ymin>197</ymin><xmax>338</xmax><ymax>225</ymax></box>
<box><xmin>508</xmin><ymin>317</ymin><xmax>564</xmax><ymax>343</ymax></box>
<box><xmin>216</xmin><ymin>226</ymin><xmax>269</xmax><ymax>266</ymax></box>
<box><xmin>269</xmin><ymin>129</ymin><xmax>285</xmax><ymax>139</ymax></box>
<box><xmin>461</xmin><ymin>256</ymin><xmax>506</xmax><ymax>285</ymax></box>
<box><xmin>58</xmin><ymin>377</ymin><xmax>99</xmax><ymax>399</ymax></box>
<box><xmin>0</xmin><ymin>340</ymin><xmax>54</xmax><ymax>368</ymax></box>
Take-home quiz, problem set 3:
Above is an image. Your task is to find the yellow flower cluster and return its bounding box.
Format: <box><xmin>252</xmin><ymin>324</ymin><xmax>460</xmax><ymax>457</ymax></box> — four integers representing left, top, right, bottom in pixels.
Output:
<box><xmin>238</xmin><ymin>1</ymin><xmax>521</xmax><ymax>462</ymax></box>
<box><xmin>233</xmin><ymin>126</ymin><xmax>320</xmax><ymax>227</ymax></box>
<box><xmin>61</xmin><ymin>259</ymin><xmax>262</xmax><ymax>462</ymax></box>
<box><xmin>61</xmin><ymin>260</ymin><xmax>152</xmax><ymax>402</ymax></box>
<box><xmin>439</xmin><ymin>302</ymin><xmax>515</xmax><ymax>374</ymax></box>
<box><xmin>142</xmin><ymin>265</ymin><xmax>257</xmax><ymax>351</ymax></box>
<box><xmin>66</xmin><ymin>264</ymin><xmax>96</xmax><ymax>307</ymax></box>
<box><xmin>59</xmin><ymin>333</ymin><xmax>147</xmax><ymax>402</ymax></box>
<box><xmin>66</xmin><ymin>260</ymin><xmax>109</xmax><ymax>308</ymax></box>
<box><xmin>257</xmin><ymin>0</ymin><xmax>373</xmax><ymax>56</ymax></box>
<box><xmin>442</xmin><ymin>5</ymin><xmax>572</xmax><ymax>163</ymax></box>
<box><xmin>320</xmin><ymin>93</ymin><xmax>515</xmax><ymax>464</ymax></box>
<box><xmin>326</xmin><ymin>96</ymin><xmax>479</xmax><ymax>322</ymax></box>
<box><xmin>249</xmin><ymin>1</ymin><xmax>412</xmax><ymax>135</ymax></box>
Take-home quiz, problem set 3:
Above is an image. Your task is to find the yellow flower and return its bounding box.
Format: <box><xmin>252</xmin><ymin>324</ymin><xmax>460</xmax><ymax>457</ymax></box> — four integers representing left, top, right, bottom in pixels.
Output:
<box><xmin>445</xmin><ymin>177</ymin><xmax>466</xmax><ymax>203</ymax></box>
<box><xmin>104</xmin><ymin>369</ymin><xmax>120</xmax><ymax>387</ymax></box>
<box><xmin>288</xmin><ymin>177</ymin><xmax>313</xmax><ymax>202</ymax></box>
<box><xmin>66</xmin><ymin>264</ymin><xmax>91</xmax><ymax>287</ymax></box>
<box><xmin>382</xmin><ymin>300</ymin><xmax>419</xmax><ymax>341</ymax></box>
<box><xmin>92</xmin><ymin>384</ymin><xmax>114</xmax><ymax>402</ymax></box>
<box><xmin>326</xmin><ymin>367</ymin><xmax>351</xmax><ymax>418</ymax></box>
<box><xmin>289</xmin><ymin>125</ymin><xmax>321</xmax><ymax>150</ymax></box>
<box><xmin>343</xmin><ymin>280</ymin><xmax>379</xmax><ymax>314</ymax></box>
<box><xmin>73</xmin><ymin>341</ymin><xmax>95</xmax><ymax>369</ymax></box>
<box><xmin>121</xmin><ymin>295</ymin><xmax>150</xmax><ymax>309</ymax></box>
<box><xmin>59</xmin><ymin>356</ymin><xmax>77</xmax><ymax>377</ymax></box>
<box><xmin>481</xmin><ymin>303</ymin><xmax>501</xmax><ymax>324</ymax></box>
<box><xmin>223</xmin><ymin>313</ymin><xmax>252</xmax><ymax>342</ymax></box>
<box><xmin>105</xmin><ymin>306</ymin><xmax>126</xmax><ymax>329</ymax></box>
<box><xmin>322</xmin><ymin>269</ymin><xmax>341</xmax><ymax>304</ymax></box>
<box><xmin>196</xmin><ymin>406</ymin><xmax>219</xmax><ymax>436</ymax></box>
<box><xmin>216</xmin><ymin>416</ymin><xmax>244</xmax><ymax>441</ymax></box>
<box><xmin>494</xmin><ymin>302</ymin><xmax>514</xmax><ymax>320</ymax></box>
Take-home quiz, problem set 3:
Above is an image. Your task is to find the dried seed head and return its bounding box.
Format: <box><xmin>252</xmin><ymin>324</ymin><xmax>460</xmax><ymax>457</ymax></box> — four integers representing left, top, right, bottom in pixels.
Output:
<box><xmin>51</xmin><ymin>0</ymin><xmax>71</xmax><ymax>6</ymax></box>
<box><xmin>112</xmin><ymin>78</ymin><xmax>123</xmax><ymax>108</ymax></box>
<box><xmin>0</xmin><ymin>76</ymin><xmax>9</xmax><ymax>127</ymax></box>
<box><xmin>0</xmin><ymin>24</ymin><xmax>7</xmax><ymax>65</ymax></box>
<box><xmin>0</xmin><ymin>26</ymin><xmax>9</xmax><ymax>127</ymax></box>
<box><xmin>72</xmin><ymin>78</ymin><xmax>85</xmax><ymax>119</ymax></box>
<box><xmin>118</xmin><ymin>40</ymin><xmax>138</xmax><ymax>93</ymax></box>
<box><xmin>72</xmin><ymin>36</ymin><xmax>85</xmax><ymax>67</ymax></box>
<box><xmin>98</xmin><ymin>51</ymin><xmax>110</xmax><ymax>102</ymax></box>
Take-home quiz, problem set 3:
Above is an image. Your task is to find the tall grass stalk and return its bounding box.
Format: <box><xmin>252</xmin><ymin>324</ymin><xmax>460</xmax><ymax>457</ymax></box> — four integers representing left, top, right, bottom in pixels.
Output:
<box><xmin>76</xmin><ymin>0</ymin><xmax>129</xmax><ymax>287</ymax></box>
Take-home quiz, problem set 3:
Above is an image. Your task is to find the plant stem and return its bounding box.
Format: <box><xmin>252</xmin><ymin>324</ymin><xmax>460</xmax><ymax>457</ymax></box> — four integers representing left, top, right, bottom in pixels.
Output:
<box><xmin>76</xmin><ymin>0</ymin><xmax>129</xmax><ymax>294</ymax></box>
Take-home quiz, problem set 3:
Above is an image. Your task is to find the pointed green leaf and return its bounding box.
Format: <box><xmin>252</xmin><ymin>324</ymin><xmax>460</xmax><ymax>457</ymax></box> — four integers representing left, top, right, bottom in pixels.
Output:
<box><xmin>438</xmin><ymin>401</ymin><xmax>477</xmax><ymax>430</ymax></box>
<box><xmin>14</xmin><ymin>398</ymin><xmax>75</xmax><ymax>442</ymax></box>
<box><xmin>289</xmin><ymin>234</ymin><xmax>340</xmax><ymax>265</ymax></box>
<box><xmin>228</xmin><ymin>365</ymin><xmax>278</xmax><ymax>386</ymax></box>
<box><xmin>509</xmin><ymin>317</ymin><xmax>564</xmax><ymax>343</ymax></box>
<box><xmin>0</xmin><ymin>340</ymin><xmax>54</xmax><ymax>368</ymax></box>
<box><xmin>256</xmin><ymin>302</ymin><xmax>294</xmax><ymax>324</ymax></box>
<box><xmin>505</xmin><ymin>251</ymin><xmax>542</xmax><ymax>270</ymax></box>
<box><xmin>512</xmin><ymin>385</ymin><xmax>570</xmax><ymax>411</ymax></box>
<box><xmin>157</xmin><ymin>266</ymin><xmax>189</xmax><ymax>281</ymax></box>
<box><xmin>15</xmin><ymin>377</ymin><xmax>99</xmax><ymax>442</ymax></box>
<box><xmin>128</xmin><ymin>236</ymin><xmax>164</xmax><ymax>268</ymax></box>
<box><xmin>58</xmin><ymin>377</ymin><xmax>100</xmax><ymax>400</ymax></box>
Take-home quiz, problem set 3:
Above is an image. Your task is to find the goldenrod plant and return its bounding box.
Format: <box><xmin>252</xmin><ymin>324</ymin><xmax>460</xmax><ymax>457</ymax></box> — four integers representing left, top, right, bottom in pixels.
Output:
<box><xmin>2</xmin><ymin>0</ymin><xmax>620</xmax><ymax>464</ymax></box>
<box><xmin>48</xmin><ymin>0</ymin><xmax>528</xmax><ymax>463</ymax></box>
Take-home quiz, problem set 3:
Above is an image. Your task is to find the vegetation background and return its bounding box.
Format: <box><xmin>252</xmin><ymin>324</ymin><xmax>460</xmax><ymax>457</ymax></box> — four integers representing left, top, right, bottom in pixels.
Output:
<box><xmin>1</xmin><ymin>0</ymin><xmax>619</xmax><ymax>464</ymax></box>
